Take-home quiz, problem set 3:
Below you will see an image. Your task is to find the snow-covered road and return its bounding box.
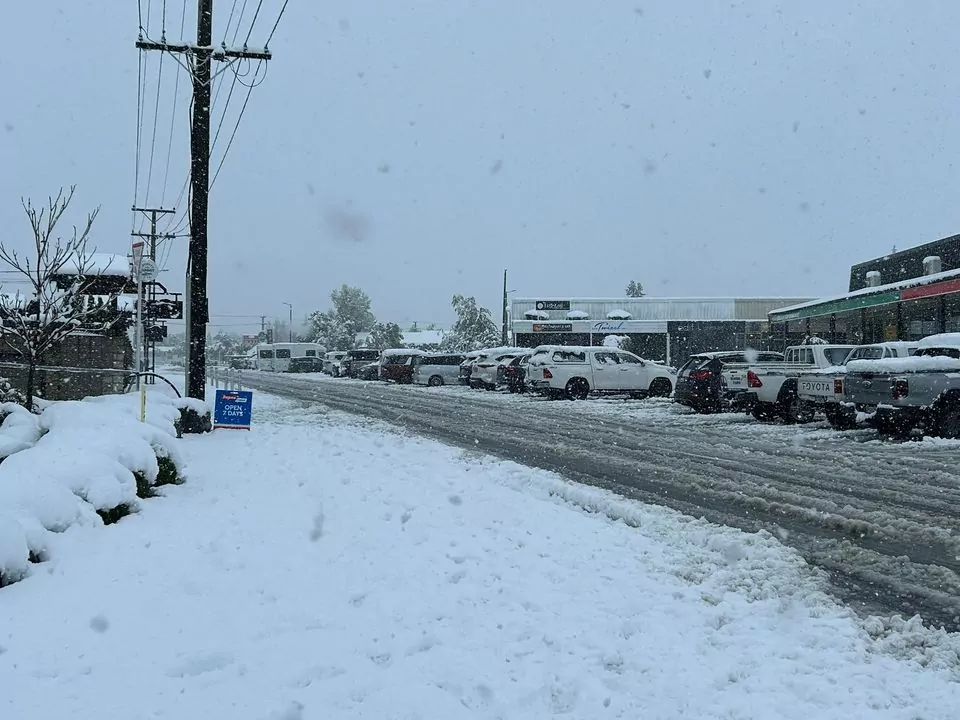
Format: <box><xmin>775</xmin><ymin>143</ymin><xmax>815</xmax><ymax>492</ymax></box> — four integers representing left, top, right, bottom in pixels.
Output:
<box><xmin>241</xmin><ymin>372</ymin><xmax>960</xmax><ymax>631</ymax></box>
<box><xmin>3</xmin><ymin>393</ymin><xmax>959</xmax><ymax>719</ymax></box>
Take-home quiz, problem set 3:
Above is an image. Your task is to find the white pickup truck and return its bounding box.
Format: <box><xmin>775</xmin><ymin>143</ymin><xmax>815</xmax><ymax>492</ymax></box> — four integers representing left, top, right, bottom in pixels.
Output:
<box><xmin>741</xmin><ymin>344</ymin><xmax>857</xmax><ymax>423</ymax></box>
<box><xmin>795</xmin><ymin>342</ymin><xmax>918</xmax><ymax>429</ymax></box>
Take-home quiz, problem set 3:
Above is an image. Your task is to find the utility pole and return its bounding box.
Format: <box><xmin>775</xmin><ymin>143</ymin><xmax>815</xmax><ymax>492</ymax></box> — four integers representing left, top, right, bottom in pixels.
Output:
<box><xmin>132</xmin><ymin>206</ymin><xmax>175</xmax><ymax>384</ymax></box>
<box><xmin>283</xmin><ymin>302</ymin><xmax>293</xmax><ymax>342</ymax></box>
<box><xmin>501</xmin><ymin>269</ymin><xmax>509</xmax><ymax>345</ymax></box>
<box><xmin>137</xmin><ymin>2</ymin><xmax>271</xmax><ymax>400</ymax></box>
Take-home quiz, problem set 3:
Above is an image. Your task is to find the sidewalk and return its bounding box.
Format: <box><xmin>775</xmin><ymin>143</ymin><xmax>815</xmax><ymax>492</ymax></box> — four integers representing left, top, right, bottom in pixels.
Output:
<box><xmin>1</xmin><ymin>392</ymin><xmax>958</xmax><ymax>719</ymax></box>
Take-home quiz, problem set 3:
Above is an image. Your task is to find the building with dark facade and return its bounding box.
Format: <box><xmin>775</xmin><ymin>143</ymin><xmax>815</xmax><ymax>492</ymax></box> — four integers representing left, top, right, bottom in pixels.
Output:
<box><xmin>769</xmin><ymin>234</ymin><xmax>960</xmax><ymax>345</ymax></box>
<box><xmin>510</xmin><ymin>297</ymin><xmax>810</xmax><ymax>365</ymax></box>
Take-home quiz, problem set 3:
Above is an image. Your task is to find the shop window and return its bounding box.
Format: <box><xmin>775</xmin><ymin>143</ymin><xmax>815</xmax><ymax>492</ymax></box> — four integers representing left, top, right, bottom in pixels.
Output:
<box><xmin>900</xmin><ymin>297</ymin><xmax>941</xmax><ymax>340</ymax></box>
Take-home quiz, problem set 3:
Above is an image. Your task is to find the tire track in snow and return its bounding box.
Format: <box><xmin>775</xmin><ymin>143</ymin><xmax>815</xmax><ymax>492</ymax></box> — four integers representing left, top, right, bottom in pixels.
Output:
<box><xmin>243</xmin><ymin>373</ymin><xmax>960</xmax><ymax>630</ymax></box>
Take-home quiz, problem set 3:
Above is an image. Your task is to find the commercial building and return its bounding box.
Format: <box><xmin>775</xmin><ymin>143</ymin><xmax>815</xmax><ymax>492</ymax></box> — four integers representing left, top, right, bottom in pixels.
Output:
<box><xmin>510</xmin><ymin>297</ymin><xmax>810</xmax><ymax>364</ymax></box>
<box><xmin>768</xmin><ymin>234</ymin><xmax>960</xmax><ymax>345</ymax></box>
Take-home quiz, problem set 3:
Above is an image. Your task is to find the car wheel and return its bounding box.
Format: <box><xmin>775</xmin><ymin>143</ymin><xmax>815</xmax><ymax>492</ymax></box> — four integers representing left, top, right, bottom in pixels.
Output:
<box><xmin>781</xmin><ymin>396</ymin><xmax>815</xmax><ymax>424</ymax></box>
<box><xmin>934</xmin><ymin>399</ymin><xmax>960</xmax><ymax>439</ymax></box>
<box><xmin>648</xmin><ymin>378</ymin><xmax>672</xmax><ymax>397</ymax></box>
<box><xmin>428</xmin><ymin>375</ymin><xmax>444</xmax><ymax>387</ymax></box>
<box><xmin>825</xmin><ymin>407</ymin><xmax>856</xmax><ymax>430</ymax></box>
<box><xmin>751</xmin><ymin>404</ymin><xmax>776</xmax><ymax>422</ymax></box>
<box><xmin>565</xmin><ymin>377</ymin><xmax>589</xmax><ymax>401</ymax></box>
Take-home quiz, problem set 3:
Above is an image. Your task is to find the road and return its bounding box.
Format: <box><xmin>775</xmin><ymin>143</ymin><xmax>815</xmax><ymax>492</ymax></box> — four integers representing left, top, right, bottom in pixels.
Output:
<box><xmin>241</xmin><ymin>372</ymin><xmax>960</xmax><ymax>631</ymax></box>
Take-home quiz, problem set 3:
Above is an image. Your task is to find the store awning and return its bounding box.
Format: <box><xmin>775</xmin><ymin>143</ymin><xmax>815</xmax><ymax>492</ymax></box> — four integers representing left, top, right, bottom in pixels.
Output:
<box><xmin>769</xmin><ymin>268</ymin><xmax>960</xmax><ymax>322</ymax></box>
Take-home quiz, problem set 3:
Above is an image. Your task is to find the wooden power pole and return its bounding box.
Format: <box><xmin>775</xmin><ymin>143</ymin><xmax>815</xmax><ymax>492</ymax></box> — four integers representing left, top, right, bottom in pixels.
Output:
<box><xmin>137</xmin><ymin>0</ymin><xmax>271</xmax><ymax>400</ymax></box>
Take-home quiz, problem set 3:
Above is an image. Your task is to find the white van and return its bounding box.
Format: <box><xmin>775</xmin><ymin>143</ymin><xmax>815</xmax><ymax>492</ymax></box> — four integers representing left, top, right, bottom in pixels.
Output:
<box><xmin>255</xmin><ymin>342</ymin><xmax>325</xmax><ymax>372</ymax></box>
<box><xmin>412</xmin><ymin>353</ymin><xmax>467</xmax><ymax>386</ymax></box>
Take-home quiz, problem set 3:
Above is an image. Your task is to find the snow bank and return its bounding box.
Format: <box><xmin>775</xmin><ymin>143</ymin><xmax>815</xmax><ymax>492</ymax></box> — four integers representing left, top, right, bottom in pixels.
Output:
<box><xmin>0</xmin><ymin>392</ymin><xmax>185</xmax><ymax>584</ymax></box>
<box><xmin>847</xmin><ymin>356</ymin><xmax>960</xmax><ymax>373</ymax></box>
<box><xmin>0</xmin><ymin>403</ymin><xmax>43</xmax><ymax>459</ymax></box>
<box><xmin>4</xmin><ymin>394</ymin><xmax>957</xmax><ymax>719</ymax></box>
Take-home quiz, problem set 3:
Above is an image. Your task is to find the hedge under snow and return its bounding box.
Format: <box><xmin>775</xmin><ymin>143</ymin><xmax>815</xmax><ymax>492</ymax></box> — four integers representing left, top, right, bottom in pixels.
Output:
<box><xmin>0</xmin><ymin>392</ymin><xmax>191</xmax><ymax>585</ymax></box>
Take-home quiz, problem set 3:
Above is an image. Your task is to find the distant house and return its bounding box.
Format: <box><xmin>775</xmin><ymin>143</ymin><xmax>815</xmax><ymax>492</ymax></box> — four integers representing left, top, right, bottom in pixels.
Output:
<box><xmin>2</xmin><ymin>253</ymin><xmax>135</xmax><ymax>400</ymax></box>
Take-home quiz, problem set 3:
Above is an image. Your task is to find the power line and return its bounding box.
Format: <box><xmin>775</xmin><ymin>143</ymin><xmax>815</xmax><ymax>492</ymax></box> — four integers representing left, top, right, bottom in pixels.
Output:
<box><xmin>143</xmin><ymin>52</ymin><xmax>165</xmax><ymax>211</ymax></box>
<box><xmin>159</xmin><ymin>0</ymin><xmax>188</xmax><ymax>210</ymax></box>
<box><xmin>265</xmin><ymin>0</ymin><xmax>290</xmax><ymax>47</ymax></box>
<box><xmin>209</xmin><ymin>62</ymin><xmax>264</xmax><ymax>190</ymax></box>
<box><xmin>244</xmin><ymin>0</ymin><xmax>265</xmax><ymax>46</ymax></box>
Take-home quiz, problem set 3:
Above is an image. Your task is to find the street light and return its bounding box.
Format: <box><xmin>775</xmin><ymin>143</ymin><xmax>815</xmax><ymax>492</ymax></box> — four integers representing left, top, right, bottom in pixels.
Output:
<box><xmin>283</xmin><ymin>302</ymin><xmax>293</xmax><ymax>342</ymax></box>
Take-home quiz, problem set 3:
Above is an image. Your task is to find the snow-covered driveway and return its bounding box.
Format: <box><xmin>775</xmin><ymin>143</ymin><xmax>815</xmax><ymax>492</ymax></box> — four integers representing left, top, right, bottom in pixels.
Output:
<box><xmin>3</xmin><ymin>394</ymin><xmax>958</xmax><ymax>719</ymax></box>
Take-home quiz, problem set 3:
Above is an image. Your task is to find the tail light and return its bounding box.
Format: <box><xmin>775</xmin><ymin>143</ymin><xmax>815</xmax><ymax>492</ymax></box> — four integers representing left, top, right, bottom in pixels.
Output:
<box><xmin>892</xmin><ymin>378</ymin><xmax>909</xmax><ymax>400</ymax></box>
<box><xmin>834</xmin><ymin>378</ymin><xmax>843</xmax><ymax>394</ymax></box>
<box><xmin>543</xmin><ymin>368</ymin><xmax>553</xmax><ymax>379</ymax></box>
<box><xmin>747</xmin><ymin>370</ymin><xmax>763</xmax><ymax>388</ymax></box>
<box><xmin>690</xmin><ymin>369</ymin><xmax>712</xmax><ymax>381</ymax></box>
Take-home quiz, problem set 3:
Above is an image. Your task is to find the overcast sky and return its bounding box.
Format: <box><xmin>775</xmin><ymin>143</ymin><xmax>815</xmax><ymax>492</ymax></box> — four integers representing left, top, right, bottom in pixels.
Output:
<box><xmin>2</xmin><ymin>1</ymin><xmax>960</xmax><ymax>333</ymax></box>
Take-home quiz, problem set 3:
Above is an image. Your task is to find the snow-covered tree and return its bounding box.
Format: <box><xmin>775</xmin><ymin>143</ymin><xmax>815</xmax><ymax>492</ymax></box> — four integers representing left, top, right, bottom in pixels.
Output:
<box><xmin>0</xmin><ymin>187</ymin><xmax>120</xmax><ymax>409</ymax></box>
<box><xmin>625</xmin><ymin>280</ymin><xmax>645</xmax><ymax>298</ymax></box>
<box><xmin>308</xmin><ymin>284</ymin><xmax>376</xmax><ymax>350</ymax></box>
<box><xmin>369</xmin><ymin>322</ymin><xmax>404</xmax><ymax>349</ymax></box>
<box><xmin>602</xmin><ymin>334</ymin><xmax>628</xmax><ymax>348</ymax></box>
<box><xmin>442</xmin><ymin>295</ymin><xmax>499</xmax><ymax>351</ymax></box>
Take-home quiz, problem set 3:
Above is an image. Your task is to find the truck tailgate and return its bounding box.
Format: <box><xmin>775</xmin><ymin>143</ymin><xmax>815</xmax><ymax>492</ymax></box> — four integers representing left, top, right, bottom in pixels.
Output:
<box><xmin>843</xmin><ymin>373</ymin><xmax>892</xmax><ymax>408</ymax></box>
<box><xmin>797</xmin><ymin>373</ymin><xmax>842</xmax><ymax>403</ymax></box>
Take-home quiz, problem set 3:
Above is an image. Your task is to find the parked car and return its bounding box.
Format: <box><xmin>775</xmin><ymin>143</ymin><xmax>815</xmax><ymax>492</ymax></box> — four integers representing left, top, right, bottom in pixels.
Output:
<box><xmin>412</xmin><ymin>353</ymin><xmax>467</xmax><ymax>387</ymax></box>
<box><xmin>342</xmin><ymin>349</ymin><xmax>382</xmax><ymax>378</ymax></box>
<box><xmin>742</xmin><ymin>343</ymin><xmax>857</xmax><ymax>422</ymax></box>
<box><xmin>796</xmin><ymin>342</ymin><xmax>918</xmax><ymax>428</ymax></box>
<box><xmin>472</xmin><ymin>351</ymin><xmax>527</xmax><ymax>390</ymax></box>
<box><xmin>527</xmin><ymin>346</ymin><xmax>676</xmax><ymax>400</ymax></box>
<box><xmin>842</xmin><ymin>333</ymin><xmax>960</xmax><ymax>437</ymax></box>
<box><xmin>285</xmin><ymin>356</ymin><xmax>324</xmax><ymax>373</ymax></box>
<box><xmin>357</xmin><ymin>362</ymin><xmax>381</xmax><ymax>381</ymax></box>
<box><xmin>462</xmin><ymin>347</ymin><xmax>527</xmax><ymax>389</ymax></box>
<box><xmin>674</xmin><ymin>350</ymin><xmax>784</xmax><ymax>413</ymax></box>
<box><xmin>323</xmin><ymin>351</ymin><xmax>348</xmax><ymax>375</ymax></box>
<box><xmin>457</xmin><ymin>351</ymin><xmax>485</xmax><ymax>386</ymax></box>
<box><xmin>503</xmin><ymin>354</ymin><xmax>531</xmax><ymax>393</ymax></box>
<box><xmin>379</xmin><ymin>349</ymin><xmax>423</xmax><ymax>384</ymax></box>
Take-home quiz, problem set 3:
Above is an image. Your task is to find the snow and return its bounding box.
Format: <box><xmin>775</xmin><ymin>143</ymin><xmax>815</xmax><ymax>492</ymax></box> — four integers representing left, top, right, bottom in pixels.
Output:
<box><xmin>606</xmin><ymin>308</ymin><xmax>632</xmax><ymax>319</ymax></box>
<box><xmin>918</xmin><ymin>332</ymin><xmax>960</xmax><ymax>349</ymax></box>
<box><xmin>2</xmin><ymin>391</ymin><xmax>959</xmax><ymax>718</ymax></box>
<box><xmin>58</xmin><ymin>253</ymin><xmax>130</xmax><ymax>277</ymax></box>
<box><xmin>0</xmin><ymin>391</ymin><xmax>184</xmax><ymax>584</ymax></box>
<box><xmin>523</xmin><ymin>309</ymin><xmax>549</xmax><ymax>319</ymax></box>
<box><xmin>0</xmin><ymin>403</ymin><xmax>43</xmax><ymax>459</ymax></box>
<box><xmin>566</xmin><ymin>309</ymin><xmax>590</xmax><ymax>319</ymax></box>
<box><xmin>381</xmin><ymin>348</ymin><xmax>425</xmax><ymax>358</ymax></box>
<box><xmin>846</xmin><ymin>356</ymin><xmax>960</xmax><ymax>373</ymax></box>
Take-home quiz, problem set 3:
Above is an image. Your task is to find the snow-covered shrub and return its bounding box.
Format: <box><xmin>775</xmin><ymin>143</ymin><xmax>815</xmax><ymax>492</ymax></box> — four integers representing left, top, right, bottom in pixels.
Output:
<box><xmin>0</xmin><ymin>403</ymin><xmax>44</xmax><ymax>461</ymax></box>
<box><xmin>174</xmin><ymin>397</ymin><xmax>212</xmax><ymax>436</ymax></box>
<box><xmin>0</xmin><ymin>377</ymin><xmax>26</xmax><ymax>409</ymax></box>
<box><xmin>0</xmin><ymin>392</ymin><xmax>187</xmax><ymax>586</ymax></box>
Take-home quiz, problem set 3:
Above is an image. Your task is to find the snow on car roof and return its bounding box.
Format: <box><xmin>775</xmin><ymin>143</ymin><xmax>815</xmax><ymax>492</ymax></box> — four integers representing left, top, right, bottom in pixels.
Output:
<box><xmin>917</xmin><ymin>333</ymin><xmax>960</xmax><ymax>349</ymax></box>
<box><xmin>380</xmin><ymin>348</ymin><xmax>425</xmax><ymax>357</ymax></box>
<box><xmin>846</xmin><ymin>355</ymin><xmax>960</xmax><ymax>374</ymax></box>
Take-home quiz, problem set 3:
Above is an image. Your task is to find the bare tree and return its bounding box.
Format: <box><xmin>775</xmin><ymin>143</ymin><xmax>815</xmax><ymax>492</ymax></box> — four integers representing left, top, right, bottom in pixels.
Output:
<box><xmin>0</xmin><ymin>186</ymin><xmax>120</xmax><ymax>408</ymax></box>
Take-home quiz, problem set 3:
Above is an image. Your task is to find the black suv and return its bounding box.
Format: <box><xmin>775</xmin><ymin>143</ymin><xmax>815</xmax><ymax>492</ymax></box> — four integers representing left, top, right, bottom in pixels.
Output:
<box><xmin>675</xmin><ymin>351</ymin><xmax>783</xmax><ymax>413</ymax></box>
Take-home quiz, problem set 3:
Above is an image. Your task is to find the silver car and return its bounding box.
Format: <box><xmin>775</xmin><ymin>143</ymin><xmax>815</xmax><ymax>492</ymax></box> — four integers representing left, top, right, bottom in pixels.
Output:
<box><xmin>412</xmin><ymin>353</ymin><xmax>467</xmax><ymax>387</ymax></box>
